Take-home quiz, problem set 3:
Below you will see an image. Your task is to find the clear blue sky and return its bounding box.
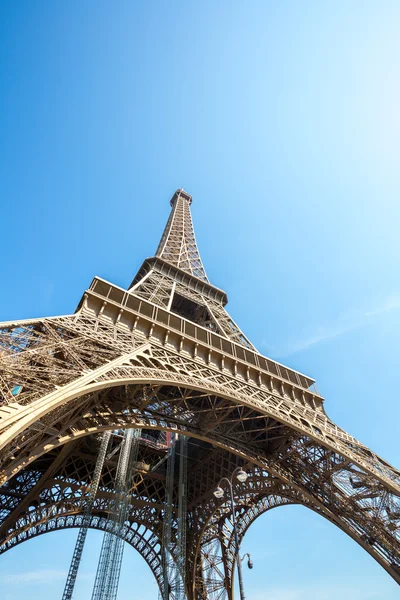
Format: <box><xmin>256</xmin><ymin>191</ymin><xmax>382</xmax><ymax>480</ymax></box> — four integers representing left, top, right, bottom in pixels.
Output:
<box><xmin>0</xmin><ymin>1</ymin><xmax>399</xmax><ymax>598</ymax></box>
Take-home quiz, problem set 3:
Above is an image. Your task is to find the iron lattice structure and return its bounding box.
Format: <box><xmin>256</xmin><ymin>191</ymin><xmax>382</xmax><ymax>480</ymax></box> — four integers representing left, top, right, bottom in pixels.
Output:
<box><xmin>62</xmin><ymin>430</ymin><xmax>111</xmax><ymax>600</ymax></box>
<box><xmin>91</xmin><ymin>428</ymin><xmax>141</xmax><ymax>600</ymax></box>
<box><xmin>0</xmin><ymin>188</ymin><xmax>399</xmax><ymax>598</ymax></box>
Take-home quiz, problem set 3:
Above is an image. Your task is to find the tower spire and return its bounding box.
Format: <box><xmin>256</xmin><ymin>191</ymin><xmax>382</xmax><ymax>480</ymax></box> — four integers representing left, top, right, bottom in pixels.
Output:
<box><xmin>155</xmin><ymin>189</ymin><xmax>208</xmax><ymax>281</ymax></box>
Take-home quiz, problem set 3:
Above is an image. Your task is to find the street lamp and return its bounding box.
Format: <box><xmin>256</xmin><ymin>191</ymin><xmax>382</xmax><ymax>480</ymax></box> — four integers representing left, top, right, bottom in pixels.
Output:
<box><xmin>213</xmin><ymin>467</ymin><xmax>250</xmax><ymax>600</ymax></box>
<box><xmin>240</xmin><ymin>552</ymin><xmax>253</xmax><ymax>570</ymax></box>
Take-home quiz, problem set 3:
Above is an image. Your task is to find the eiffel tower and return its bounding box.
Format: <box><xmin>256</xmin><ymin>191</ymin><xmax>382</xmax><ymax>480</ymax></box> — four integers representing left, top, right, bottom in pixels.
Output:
<box><xmin>0</xmin><ymin>189</ymin><xmax>399</xmax><ymax>598</ymax></box>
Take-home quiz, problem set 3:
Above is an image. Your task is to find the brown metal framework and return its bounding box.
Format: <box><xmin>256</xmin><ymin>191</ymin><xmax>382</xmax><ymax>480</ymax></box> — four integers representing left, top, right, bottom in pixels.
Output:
<box><xmin>0</xmin><ymin>188</ymin><xmax>399</xmax><ymax>598</ymax></box>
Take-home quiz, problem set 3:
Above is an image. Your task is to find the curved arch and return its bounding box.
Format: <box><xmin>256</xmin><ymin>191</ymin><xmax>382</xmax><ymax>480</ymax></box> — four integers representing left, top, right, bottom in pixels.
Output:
<box><xmin>0</xmin><ymin>376</ymin><xmax>399</xmax><ymax>591</ymax></box>
<box><xmin>1</xmin><ymin>360</ymin><xmax>398</xmax><ymax>496</ymax></box>
<box><xmin>192</xmin><ymin>493</ymin><xmax>298</xmax><ymax>600</ymax></box>
<box><xmin>189</xmin><ymin>471</ymin><xmax>400</xmax><ymax>597</ymax></box>
<box><xmin>1</xmin><ymin>513</ymin><xmax>164</xmax><ymax>593</ymax></box>
<box><xmin>0</xmin><ymin>494</ymin><xmax>163</xmax><ymax>551</ymax></box>
<box><xmin>230</xmin><ymin>496</ymin><xmax>400</xmax><ymax>596</ymax></box>
<box><xmin>1</xmin><ymin>379</ymin><xmax>356</xmax><ymax>524</ymax></box>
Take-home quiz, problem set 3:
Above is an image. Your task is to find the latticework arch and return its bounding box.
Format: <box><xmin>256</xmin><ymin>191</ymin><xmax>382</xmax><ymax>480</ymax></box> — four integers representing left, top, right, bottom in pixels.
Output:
<box><xmin>1</xmin><ymin>514</ymin><xmax>164</xmax><ymax>593</ymax></box>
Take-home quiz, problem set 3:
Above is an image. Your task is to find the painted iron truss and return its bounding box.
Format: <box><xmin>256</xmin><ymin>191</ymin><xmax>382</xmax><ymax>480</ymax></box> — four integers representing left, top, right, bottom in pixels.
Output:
<box><xmin>0</xmin><ymin>188</ymin><xmax>399</xmax><ymax>599</ymax></box>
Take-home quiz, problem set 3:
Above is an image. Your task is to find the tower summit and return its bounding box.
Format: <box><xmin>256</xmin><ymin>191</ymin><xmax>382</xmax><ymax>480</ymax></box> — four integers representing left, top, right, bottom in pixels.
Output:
<box><xmin>0</xmin><ymin>189</ymin><xmax>399</xmax><ymax>597</ymax></box>
<box><xmin>156</xmin><ymin>189</ymin><xmax>207</xmax><ymax>281</ymax></box>
<box><xmin>170</xmin><ymin>188</ymin><xmax>192</xmax><ymax>205</ymax></box>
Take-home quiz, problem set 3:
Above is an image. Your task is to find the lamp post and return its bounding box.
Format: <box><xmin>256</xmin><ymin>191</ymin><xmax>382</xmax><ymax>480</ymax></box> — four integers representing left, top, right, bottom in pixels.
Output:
<box><xmin>213</xmin><ymin>467</ymin><xmax>251</xmax><ymax>600</ymax></box>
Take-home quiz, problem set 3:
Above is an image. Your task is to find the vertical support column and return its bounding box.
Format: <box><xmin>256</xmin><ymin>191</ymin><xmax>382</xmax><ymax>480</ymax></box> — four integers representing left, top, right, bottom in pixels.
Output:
<box><xmin>176</xmin><ymin>435</ymin><xmax>188</xmax><ymax>600</ymax></box>
<box><xmin>161</xmin><ymin>434</ymin><xmax>176</xmax><ymax>599</ymax></box>
<box><xmin>62</xmin><ymin>431</ymin><xmax>111</xmax><ymax>600</ymax></box>
<box><xmin>91</xmin><ymin>428</ymin><xmax>141</xmax><ymax>600</ymax></box>
<box><xmin>161</xmin><ymin>435</ymin><xmax>188</xmax><ymax>600</ymax></box>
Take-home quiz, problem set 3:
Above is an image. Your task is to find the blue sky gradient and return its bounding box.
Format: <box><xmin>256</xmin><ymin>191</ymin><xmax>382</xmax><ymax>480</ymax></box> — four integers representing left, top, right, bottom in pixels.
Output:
<box><xmin>0</xmin><ymin>1</ymin><xmax>399</xmax><ymax>598</ymax></box>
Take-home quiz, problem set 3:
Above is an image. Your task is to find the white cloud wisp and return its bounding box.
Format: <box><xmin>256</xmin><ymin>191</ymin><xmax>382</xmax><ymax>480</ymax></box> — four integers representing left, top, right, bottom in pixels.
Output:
<box><xmin>268</xmin><ymin>293</ymin><xmax>400</xmax><ymax>357</ymax></box>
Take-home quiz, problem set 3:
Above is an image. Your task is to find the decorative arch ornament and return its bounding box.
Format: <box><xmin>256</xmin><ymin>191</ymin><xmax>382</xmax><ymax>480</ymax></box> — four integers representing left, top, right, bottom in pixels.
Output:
<box><xmin>0</xmin><ymin>190</ymin><xmax>399</xmax><ymax>598</ymax></box>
